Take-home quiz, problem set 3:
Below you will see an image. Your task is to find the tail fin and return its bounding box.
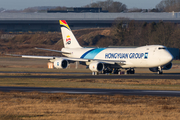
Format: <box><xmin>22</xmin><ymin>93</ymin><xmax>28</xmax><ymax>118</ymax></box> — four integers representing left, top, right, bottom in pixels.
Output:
<box><xmin>59</xmin><ymin>20</ymin><xmax>82</xmax><ymax>48</ymax></box>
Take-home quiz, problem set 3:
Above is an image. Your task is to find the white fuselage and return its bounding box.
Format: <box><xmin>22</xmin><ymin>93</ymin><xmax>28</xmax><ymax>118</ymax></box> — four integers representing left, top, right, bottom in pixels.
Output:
<box><xmin>62</xmin><ymin>45</ymin><xmax>173</xmax><ymax>68</ymax></box>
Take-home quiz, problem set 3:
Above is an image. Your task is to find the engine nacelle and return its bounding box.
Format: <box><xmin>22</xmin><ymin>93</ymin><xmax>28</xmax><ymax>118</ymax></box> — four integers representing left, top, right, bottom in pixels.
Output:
<box><xmin>149</xmin><ymin>62</ymin><xmax>172</xmax><ymax>72</ymax></box>
<box><xmin>149</xmin><ymin>67</ymin><xmax>158</xmax><ymax>72</ymax></box>
<box><xmin>163</xmin><ymin>62</ymin><xmax>172</xmax><ymax>70</ymax></box>
<box><xmin>89</xmin><ymin>62</ymin><xmax>104</xmax><ymax>72</ymax></box>
<box><xmin>54</xmin><ymin>58</ymin><xmax>68</xmax><ymax>69</ymax></box>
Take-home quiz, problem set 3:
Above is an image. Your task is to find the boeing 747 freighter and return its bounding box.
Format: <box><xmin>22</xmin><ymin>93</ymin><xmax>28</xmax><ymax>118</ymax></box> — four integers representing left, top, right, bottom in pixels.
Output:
<box><xmin>20</xmin><ymin>20</ymin><xmax>173</xmax><ymax>75</ymax></box>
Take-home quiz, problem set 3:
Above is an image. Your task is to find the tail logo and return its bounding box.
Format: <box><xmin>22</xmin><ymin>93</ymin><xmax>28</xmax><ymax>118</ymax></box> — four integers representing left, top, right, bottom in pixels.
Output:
<box><xmin>66</xmin><ymin>35</ymin><xmax>71</xmax><ymax>45</ymax></box>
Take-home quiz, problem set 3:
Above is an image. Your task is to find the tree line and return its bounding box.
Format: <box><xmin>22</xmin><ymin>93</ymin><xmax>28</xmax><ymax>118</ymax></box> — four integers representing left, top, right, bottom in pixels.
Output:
<box><xmin>2</xmin><ymin>0</ymin><xmax>180</xmax><ymax>13</ymax></box>
<box><xmin>84</xmin><ymin>0</ymin><xmax>127</xmax><ymax>12</ymax></box>
<box><xmin>156</xmin><ymin>0</ymin><xmax>180</xmax><ymax>12</ymax></box>
<box><xmin>82</xmin><ymin>20</ymin><xmax>180</xmax><ymax>50</ymax></box>
<box><xmin>111</xmin><ymin>20</ymin><xmax>180</xmax><ymax>49</ymax></box>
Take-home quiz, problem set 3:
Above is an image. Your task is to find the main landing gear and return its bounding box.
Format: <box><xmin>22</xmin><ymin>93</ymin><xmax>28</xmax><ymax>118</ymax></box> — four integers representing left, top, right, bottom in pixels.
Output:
<box><xmin>157</xmin><ymin>66</ymin><xmax>163</xmax><ymax>74</ymax></box>
<box><xmin>92</xmin><ymin>71</ymin><xmax>98</xmax><ymax>75</ymax></box>
<box><xmin>126</xmin><ymin>68</ymin><xmax>135</xmax><ymax>74</ymax></box>
<box><xmin>92</xmin><ymin>68</ymin><xmax>135</xmax><ymax>75</ymax></box>
<box><xmin>102</xmin><ymin>68</ymin><xmax>119</xmax><ymax>74</ymax></box>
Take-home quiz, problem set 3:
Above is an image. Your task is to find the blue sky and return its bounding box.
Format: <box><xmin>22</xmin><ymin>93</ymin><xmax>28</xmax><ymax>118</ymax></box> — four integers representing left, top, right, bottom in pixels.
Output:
<box><xmin>0</xmin><ymin>0</ymin><xmax>162</xmax><ymax>10</ymax></box>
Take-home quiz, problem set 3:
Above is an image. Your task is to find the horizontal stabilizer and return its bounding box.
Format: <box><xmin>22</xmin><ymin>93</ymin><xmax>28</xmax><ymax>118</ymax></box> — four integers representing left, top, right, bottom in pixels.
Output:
<box><xmin>35</xmin><ymin>47</ymin><xmax>71</xmax><ymax>54</ymax></box>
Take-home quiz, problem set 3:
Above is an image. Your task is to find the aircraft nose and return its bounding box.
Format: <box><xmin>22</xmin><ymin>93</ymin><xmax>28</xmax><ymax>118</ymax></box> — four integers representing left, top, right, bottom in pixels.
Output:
<box><xmin>166</xmin><ymin>52</ymin><xmax>173</xmax><ymax>63</ymax></box>
<box><xmin>159</xmin><ymin>51</ymin><xmax>173</xmax><ymax>65</ymax></box>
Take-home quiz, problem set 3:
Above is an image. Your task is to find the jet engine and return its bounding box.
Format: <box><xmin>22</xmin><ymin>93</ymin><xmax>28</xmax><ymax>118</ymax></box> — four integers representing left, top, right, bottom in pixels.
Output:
<box><xmin>89</xmin><ymin>62</ymin><xmax>104</xmax><ymax>72</ymax></box>
<box><xmin>54</xmin><ymin>59</ymin><xmax>68</xmax><ymax>69</ymax></box>
<box><xmin>149</xmin><ymin>62</ymin><xmax>172</xmax><ymax>72</ymax></box>
<box><xmin>162</xmin><ymin>62</ymin><xmax>172</xmax><ymax>70</ymax></box>
<box><xmin>149</xmin><ymin>67</ymin><xmax>158</xmax><ymax>72</ymax></box>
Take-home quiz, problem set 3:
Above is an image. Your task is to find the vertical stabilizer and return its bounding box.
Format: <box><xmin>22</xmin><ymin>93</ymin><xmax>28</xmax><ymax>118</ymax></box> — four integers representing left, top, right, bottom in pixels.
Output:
<box><xmin>59</xmin><ymin>20</ymin><xmax>82</xmax><ymax>48</ymax></box>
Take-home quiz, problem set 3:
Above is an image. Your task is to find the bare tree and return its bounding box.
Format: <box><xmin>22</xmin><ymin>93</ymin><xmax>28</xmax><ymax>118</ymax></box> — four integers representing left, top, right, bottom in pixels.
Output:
<box><xmin>110</xmin><ymin>2</ymin><xmax>127</xmax><ymax>12</ymax></box>
<box><xmin>85</xmin><ymin>0</ymin><xmax>127</xmax><ymax>12</ymax></box>
<box><xmin>156</xmin><ymin>0</ymin><xmax>180</xmax><ymax>12</ymax></box>
<box><xmin>128</xmin><ymin>8</ymin><xmax>142</xmax><ymax>12</ymax></box>
<box><xmin>49</xmin><ymin>6</ymin><xmax>67</xmax><ymax>11</ymax></box>
<box><xmin>170</xmin><ymin>27</ymin><xmax>180</xmax><ymax>48</ymax></box>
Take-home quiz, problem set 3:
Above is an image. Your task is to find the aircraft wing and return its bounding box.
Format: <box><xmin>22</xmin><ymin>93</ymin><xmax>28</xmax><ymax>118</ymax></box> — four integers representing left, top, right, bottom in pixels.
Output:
<box><xmin>22</xmin><ymin>55</ymin><xmax>56</xmax><ymax>59</ymax></box>
<box><xmin>7</xmin><ymin>54</ymin><xmax>126</xmax><ymax>65</ymax></box>
<box><xmin>6</xmin><ymin>54</ymin><xmax>56</xmax><ymax>60</ymax></box>
<box><xmin>94</xmin><ymin>59</ymin><xmax>126</xmax><ymax>65</ymax></box>
<box><xmin>24</xmin><ymin>55</ymin><xmax>126</xmax><ymax>65</ymax></box>
<box><xmin>50</xmin><ymin>57</ymin><xmax>126</xmax><ymax>65</ymax></box>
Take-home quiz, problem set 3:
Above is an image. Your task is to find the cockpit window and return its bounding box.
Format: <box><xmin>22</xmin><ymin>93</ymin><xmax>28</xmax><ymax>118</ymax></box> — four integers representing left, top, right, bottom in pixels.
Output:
<box><xmin>158</xmin><ymin>47</ymin><xmax>166</xmax><ymax>50</ymax></box>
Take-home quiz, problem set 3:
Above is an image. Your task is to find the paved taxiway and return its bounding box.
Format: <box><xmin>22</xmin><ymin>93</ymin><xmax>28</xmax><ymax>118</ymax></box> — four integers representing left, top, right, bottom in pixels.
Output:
<box><xmin>1</xmin><ymin>86</ymin><xmax>180</xmax><ymax>97</ymax></box>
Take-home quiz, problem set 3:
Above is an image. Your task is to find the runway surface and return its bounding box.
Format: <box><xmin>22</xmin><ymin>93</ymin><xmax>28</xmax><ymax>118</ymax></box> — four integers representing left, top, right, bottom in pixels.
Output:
<box><xmin>0</xmin><ymin>86</ymin><xmax>180</xmax><ymax>97</ymax></box>
<box><xmin>0</xmin><ymin>68</ymin><xmax>180</xmax><ymax>79</ymax></box>
<box><xmin>0</xmin><ymin>73</ymin><xmax>180</xmax><ymax>79</ymax></box>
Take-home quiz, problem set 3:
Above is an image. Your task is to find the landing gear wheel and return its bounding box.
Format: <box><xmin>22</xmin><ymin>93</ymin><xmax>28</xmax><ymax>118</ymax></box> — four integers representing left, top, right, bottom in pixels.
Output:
<box><xmin>158</xmin><ymin>71</ymin><xmax>163</xmax><ymax>74</ymax></box>
<box><xmin>113</xmin><ymin>69</ymin><xmax>119</xmax><ymax>74</ymax></box>
<box><xmin>102</xmin><ymin>68</ymin><xmax>112</xmax><ymax>74</ymax></box>
<box><xmin>127</xmin><ymin>69</ymin><xmax>135</xmax><ymax>74</ymax></box>
<box><xmin>157</xmin><ymin>66</ymin><xmax>163</xmax><ymax>74</ymax></box>
<box><xmin>130</xmin><ymin>69</ymin><xmax>135</xmax><ymax>74</ymax></box>
<box><xmin>92</xmin><ymin>72</ymin><xmax>98</xmax><ymax>75</ymax></box>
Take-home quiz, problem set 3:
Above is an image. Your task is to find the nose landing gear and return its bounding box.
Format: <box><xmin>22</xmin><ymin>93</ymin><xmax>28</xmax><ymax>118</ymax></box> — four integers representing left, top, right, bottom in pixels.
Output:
<box><xmin>158</xmin><ymin>66</ymin><xmax>163</xmax><ymax>74</ymax></box>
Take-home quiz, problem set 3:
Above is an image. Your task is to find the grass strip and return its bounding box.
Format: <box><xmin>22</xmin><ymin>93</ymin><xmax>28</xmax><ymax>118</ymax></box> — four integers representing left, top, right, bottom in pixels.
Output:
<box><xmin>1</xmin><ymin>78</ymin><xmax>180</xmax><ymax>90</ymax></box>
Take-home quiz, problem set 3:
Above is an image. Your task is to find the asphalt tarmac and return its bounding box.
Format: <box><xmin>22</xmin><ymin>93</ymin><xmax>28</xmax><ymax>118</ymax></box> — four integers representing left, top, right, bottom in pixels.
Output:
<box><xmin>0</xmin><ymin>86</ymin><xmax>180</xmax><ymax>97</ymax></box>
<box><xmin>0</xmin><ymin>73</ymin><xmax>180</xmax><ymax>79</ymax></box>
<box><xmin>0</xmin><ymin>72</ymin><xmax>180</xmax><ymax>97</ymax></box>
